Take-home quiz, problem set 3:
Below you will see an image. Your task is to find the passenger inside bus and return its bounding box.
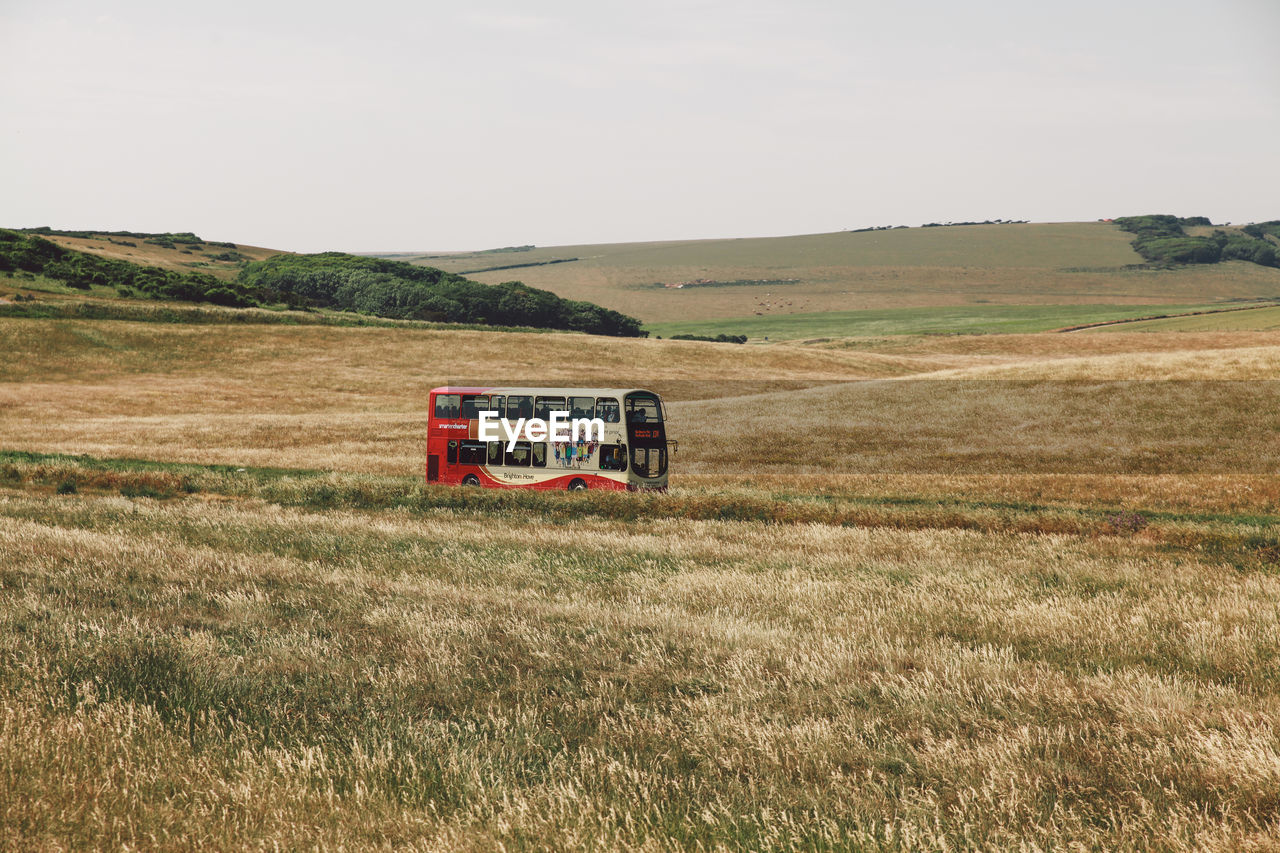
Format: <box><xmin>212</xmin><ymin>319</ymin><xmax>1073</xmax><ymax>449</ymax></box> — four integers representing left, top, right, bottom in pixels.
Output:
<box><xmin>625</xmin><ymin>393</ymin><xmax>663</xmax><ymax>424</ymax></box>
<box><xmin>596</xmin><ymin>398</ymin><xmax>620</xmax><ymax>423</ymax></box>
<box><xmin>599</xmin><ymin>444</ymin><xmax>627</xmax><ymax>471</ymax></box>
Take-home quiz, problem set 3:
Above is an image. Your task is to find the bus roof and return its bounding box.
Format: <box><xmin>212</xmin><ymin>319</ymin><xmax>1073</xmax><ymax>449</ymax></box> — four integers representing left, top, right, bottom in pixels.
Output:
<box><xmin>429</xmin><ymin>386</ymin><xmax>659</xmax><ymax>398</ymax></box>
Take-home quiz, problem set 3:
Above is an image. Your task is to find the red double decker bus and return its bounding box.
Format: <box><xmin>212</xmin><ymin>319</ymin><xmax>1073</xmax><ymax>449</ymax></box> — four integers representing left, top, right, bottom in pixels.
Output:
<box><xmin>425</xmin><ymin>386</ymin><xmax>670</xmax><ymax>491</ymax></box>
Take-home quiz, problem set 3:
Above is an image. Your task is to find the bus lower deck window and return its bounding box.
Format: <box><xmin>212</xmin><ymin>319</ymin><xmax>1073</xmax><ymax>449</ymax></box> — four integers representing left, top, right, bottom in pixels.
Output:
<box><xmin>505</xmin><ymin>441</ymin><xmax>532</xmax><ymax>467</ymax></box>
<box><xmin>599</xmin><ymin>444</ymin><xmax>627</xmax><ymax>471</ymax></box>
<box><xmin>487</xmin><ymin>442</ymin><xmax>503</xmax><ymax>466</ymax></box>
<box><xmin>460</xmin><ymin>441</ymin><xmax>487</xmax><ymax>465</ymax></box>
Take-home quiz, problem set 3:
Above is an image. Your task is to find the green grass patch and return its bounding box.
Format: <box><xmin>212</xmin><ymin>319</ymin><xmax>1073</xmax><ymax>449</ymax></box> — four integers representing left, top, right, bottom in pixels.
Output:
<box><xmin>646</xmin><ymin>303</ymin><xmax>1241</xmax><ymax>340</ymax></box>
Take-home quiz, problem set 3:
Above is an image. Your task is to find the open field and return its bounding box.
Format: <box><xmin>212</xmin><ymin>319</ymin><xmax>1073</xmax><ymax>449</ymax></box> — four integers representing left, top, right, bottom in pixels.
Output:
<box><xmin>645</xmin><ymin>302</ymin><xmax>1271</xmax><ymax>341</ymax></box>
<box><xmin>3</xmin><ymin>312</ymin><xmax>1279</xmax><ymax>849</ymax></box>
<box><xmin>2</xmin><ymin>318</ymin><xmax>1278</xmax><ymax>481</ymax></box>
<box><xmin>2</xmin><ymin>458</ymin><xmax>1279</xmax><ymax>849</ymax></box>
<box><xmin>389</xmin><ymin>224</ymin><xmax>1280</xmax><ymax>324</ymax></box>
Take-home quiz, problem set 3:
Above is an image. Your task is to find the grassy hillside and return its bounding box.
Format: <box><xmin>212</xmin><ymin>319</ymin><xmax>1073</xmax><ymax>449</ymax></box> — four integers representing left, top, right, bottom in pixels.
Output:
<box><xmin>1</xmin><ymin>232</ymin><xmax>645</xmax><ymax>336</ymax></box>
<box><xmin>31</xmin><ymin>230</ymin><xmax>282</xmax><ymax>280</ymax></box>
<box><xmin>387</xmin><ymin>223</ymin><xmax>1280</xmax><ymax>324</ymax></box>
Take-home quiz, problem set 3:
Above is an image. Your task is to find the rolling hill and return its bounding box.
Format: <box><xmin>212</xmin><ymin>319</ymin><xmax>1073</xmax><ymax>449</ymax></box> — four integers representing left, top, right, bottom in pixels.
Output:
<box><xmin>381</xmin><ymin>221</ymin><xmax>1280</xmax><ymax>329</ymax></box>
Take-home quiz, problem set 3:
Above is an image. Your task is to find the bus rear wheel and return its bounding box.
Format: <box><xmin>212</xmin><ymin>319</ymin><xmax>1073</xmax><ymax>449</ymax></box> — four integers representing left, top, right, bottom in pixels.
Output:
<box><xmin>462</xmin><ymin>475</ymin><xmax>480</xmax><ymax>486</ymax></box>
<box><xmin>568</xmin><ymin>479</ymin><xmax>588</xmax><ymax>492</ymax></box>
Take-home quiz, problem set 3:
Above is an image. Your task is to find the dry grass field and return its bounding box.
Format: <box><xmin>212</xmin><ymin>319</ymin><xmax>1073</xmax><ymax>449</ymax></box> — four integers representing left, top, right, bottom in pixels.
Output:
<box><xmin>2</xmin><ymin>302</ymin><xmax>1279</xmax><ymax>848</ymax></box>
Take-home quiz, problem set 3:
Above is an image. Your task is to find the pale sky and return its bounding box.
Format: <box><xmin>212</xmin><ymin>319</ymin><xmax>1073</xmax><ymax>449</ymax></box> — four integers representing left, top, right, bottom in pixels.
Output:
<box><xmin>3</xmin><ymin>0</ymin><xmax>1278</xmax><ymax>253</ymax></box>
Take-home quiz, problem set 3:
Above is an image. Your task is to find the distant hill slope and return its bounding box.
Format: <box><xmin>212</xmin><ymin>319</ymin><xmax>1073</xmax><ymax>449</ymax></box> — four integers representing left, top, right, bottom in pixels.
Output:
<box><xmin>380</xmin><ymin>222</ymin><xmax>1280</xmax><ymax>324</ymax></box>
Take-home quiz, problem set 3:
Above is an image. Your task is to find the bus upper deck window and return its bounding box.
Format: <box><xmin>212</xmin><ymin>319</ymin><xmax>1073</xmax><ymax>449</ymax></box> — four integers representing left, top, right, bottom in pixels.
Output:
<box><xmin>434</xmin><ymin>394</ymin><xmax>460</xmax><ymax>419</ymax></box>
<box><xmin>534</xmin><ymin>396</ymin><xmax>565</xmax><ymax>420</ymax></box>
<box><xmin>570</xmin><ymin>396</ymin><xmax>595</xmax><ymax>419</ymax></box>
<box><xmin>507</xmin><ymin>395</ymin><xmax>533</xmax><ymax>420</ymax></box>
<box><xmin>490</xmin><ymin>395</ymin><xmax>504</xmax><ymax>417</ymax></box>
<box><xmin>596</xmin><ymin>398</ymin><xmax>619</xmax><ymax>423</ymax></box>
<box><xmin>460</xmin><ymin>395</ymin><xmax>488</xmax><ymax>419</ymax></box>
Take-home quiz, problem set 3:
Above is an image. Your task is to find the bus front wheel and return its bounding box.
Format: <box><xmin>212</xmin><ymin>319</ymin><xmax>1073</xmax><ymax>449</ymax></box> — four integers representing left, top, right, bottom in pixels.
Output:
<box><xmin>462</xmin><ymin>475</ymin><xmax>480</xmax><ymax>486</ymax></box>
<box><xmin>568</xmin><ymin>479</ymin><xmax>587</xmax><ymax>492</ymax></box>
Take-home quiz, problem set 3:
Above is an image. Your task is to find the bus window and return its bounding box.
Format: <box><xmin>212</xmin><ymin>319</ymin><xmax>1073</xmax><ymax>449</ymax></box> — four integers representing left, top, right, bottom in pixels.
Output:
<box><xmin>487</xmin><ymin>442</ymin><xmax>503</xmax><ymax>466</ymax></box>
<box><xmin>631</xmin><ymin>446</ymin><xmax>666</xmax><ymax>477</ymax></box>
<box><xmin>434</xmin><ymin>394</ymin><xmax>460</xmax><ymax>419</ymax></box>
<box><xmin>459</xmin><ymin>441</ymin><xmax>487</xmax><ymax>465</ymax></box>
<box><xmin>599</xmin><ymin>444</ymin><xmax>628</xmax><ymax>471</ymax></box>
<box><xmin>490</xmin><ymin>395</ymin><xmax>504</xmax><ymax>417</ymax></box>
<box><xmin>625</xmin><ymin>393</ymin><xmax>662</xmax><ymax>424</ymax></box>
<box><xmin>570</xmin><ymin>396</ymin><xmax>594</xmax><ymax>419</ymax></box>
<box><xmin>507</xmin><ymin>395</ymin><xmax>533</xmax><ymax>420</ymax></box>
<box><xmin>534</xmin><ymin>396</ymin><xmax>565</xmax><ymax>420</ymax></box>
<box><xmin>596</xmin><ymin>398</ymin><xmax>620</xmax><ymax>423</ymax></box>
<box><xmin>505</xmin><ymin>441</ymin><xmax>532</xmax><ymax>467</ymax></box>
<box><xmin>447</xmin><ymin>440</ymin><xmax>458</xmax><ymax>464</ymax></box>
<box><xmin>460</xmin><ymin>395</ymin><xmax>488</xmax><ymax>419</ymax></box>
<box><xmin>531</xmin><ymin>442</ymin><xmax>547</xmax><ymax>468</ymax></box>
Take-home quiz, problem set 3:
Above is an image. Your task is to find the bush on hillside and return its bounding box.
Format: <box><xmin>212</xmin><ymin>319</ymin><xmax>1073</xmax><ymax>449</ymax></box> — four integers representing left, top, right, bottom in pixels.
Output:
<box><xmin>1114</xmin><ymin>215</ymin><xmax>1277</xmax><ymax>268</ymax></box>
<box><xmin>670</xmin><ymin>333</ymin><xmax>748</xmax><ymax>344</ymax></box>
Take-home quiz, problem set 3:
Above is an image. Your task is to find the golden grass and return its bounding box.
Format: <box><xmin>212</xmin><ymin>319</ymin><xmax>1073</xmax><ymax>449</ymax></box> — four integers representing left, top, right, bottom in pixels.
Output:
<box><xmin>2</xmin><ymin>489</ymin><xmax>1279</xmax><ymax>850</ymax></box>
<box><xmin>3</xmin><ymin>311</ymin><xmax>1280</xmax><ymax>849</ymax></box>
<box><xmin>2</xmin><ymin>320</ymin><xmax>1277</xmax><ymax>504</ymax></box>
<box><xmin>917</xmin><ymin>345</ymin><xmax>1280</xmax><ymax>380</ymax></box>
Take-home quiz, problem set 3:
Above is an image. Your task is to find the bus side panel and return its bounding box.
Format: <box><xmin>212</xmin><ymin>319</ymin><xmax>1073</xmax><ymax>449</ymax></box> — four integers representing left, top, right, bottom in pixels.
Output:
<box><xmin>468</xmin><ymin>467</ymin><xmax>628</xmax><ymax>491</ymax></box>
